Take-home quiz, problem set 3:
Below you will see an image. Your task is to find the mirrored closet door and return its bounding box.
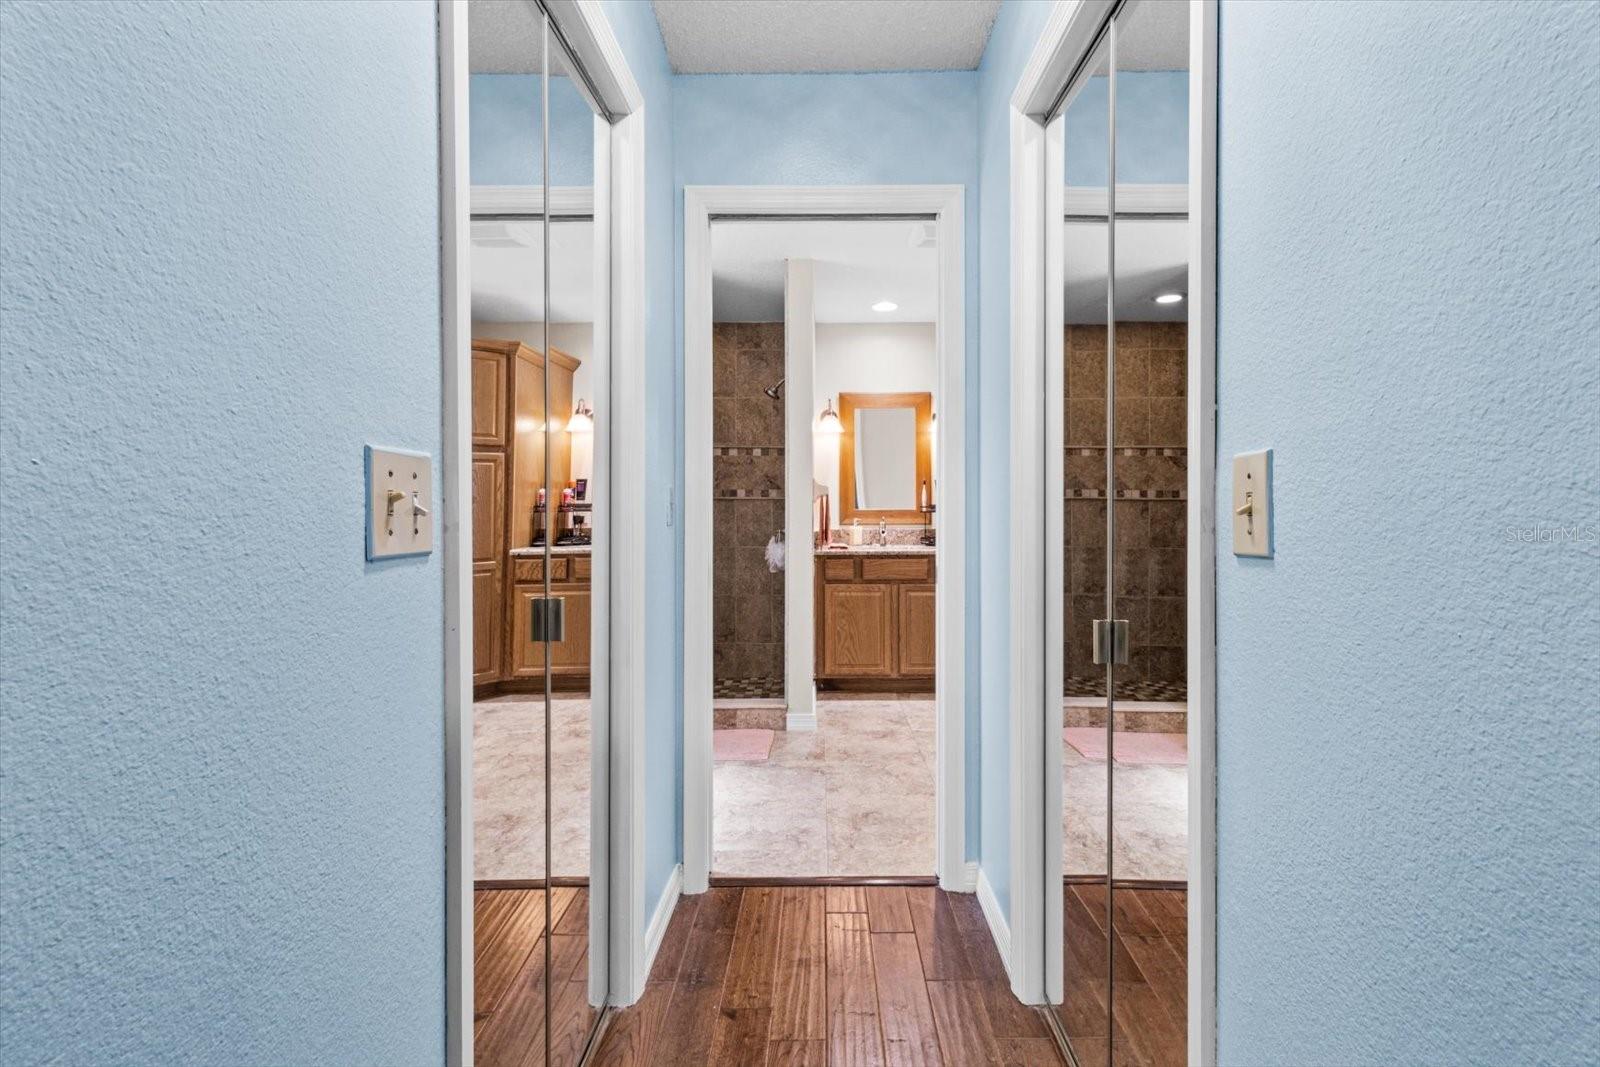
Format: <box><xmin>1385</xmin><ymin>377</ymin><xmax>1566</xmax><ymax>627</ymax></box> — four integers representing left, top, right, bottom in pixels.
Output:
<box><xmin>1050</xmin><ymin>3</ymin><xmax>1191</xmax><ymax>1065</ymax></box>
<box><xmin>468</xmin><ymin>2</ymin><xmax>609</xmax><ymax>1063</ymax></box>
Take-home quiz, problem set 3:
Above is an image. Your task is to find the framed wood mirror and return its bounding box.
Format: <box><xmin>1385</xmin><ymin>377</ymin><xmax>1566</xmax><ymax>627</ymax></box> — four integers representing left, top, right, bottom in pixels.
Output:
<box><xmin>838</xmin><ymin>390</ymin><xmax>933</xmax><ymax>524</ymax></box>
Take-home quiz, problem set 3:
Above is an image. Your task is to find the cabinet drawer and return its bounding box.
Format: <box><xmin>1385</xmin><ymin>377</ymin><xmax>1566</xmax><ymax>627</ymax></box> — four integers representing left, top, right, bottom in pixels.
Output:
<box><xmin>571</xmin><ymin>555</ymin><xmax>592</xmax><ymax>580</ymax></box>
<box><xmin>821</xmin><ymin>558</ymin><xmax>856</xmax><ymax>580</ymax></box>
<box><xmin>861</xmin><ymin>556</ymin><xmax>932</xmax><ymax>582</ymax></box>
<box><xmin>512</xmin><ymin>556</ymin><xmax>569</xmax><ymax>582</ymax></box>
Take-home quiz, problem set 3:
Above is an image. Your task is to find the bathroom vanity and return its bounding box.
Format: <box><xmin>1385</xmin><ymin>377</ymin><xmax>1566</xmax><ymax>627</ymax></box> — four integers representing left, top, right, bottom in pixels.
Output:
<box><xmin>471</xmin><ymin>337</ymin><xmax>590</xmax><ymax>693</ymax></box>
<box><xmin>814</xmin><ymin>547</ymin><xmax>935</xmax><ymax>690</ymax></box>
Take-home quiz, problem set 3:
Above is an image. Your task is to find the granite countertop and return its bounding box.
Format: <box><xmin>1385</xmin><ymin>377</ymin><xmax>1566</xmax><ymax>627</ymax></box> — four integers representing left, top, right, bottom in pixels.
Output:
<box><xmin>508</xmin><ymin>545</ymin><xmax>592</xmax><ymax>557</ymax></box>
<box><xmin>815</xmin><ymin>544</ymin><xmax>935</xmax><ymax>556</ymax></box>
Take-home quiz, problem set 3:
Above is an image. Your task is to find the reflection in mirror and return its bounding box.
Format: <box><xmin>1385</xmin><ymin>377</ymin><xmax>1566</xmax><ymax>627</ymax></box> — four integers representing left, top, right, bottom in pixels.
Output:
<box><xmin>854</xmin><ymin>407</ymin><xmax>914</xmax><ymax>509</ymax></box>
<box><xmin>467</xmin><ymin>1</ymin><xmax>607</xmax><ymax>1063</ymax></box>
<box><xmin>839</xmin><ymin>391</ymin><xmax>933</xmax><ymax>523</ymax></box>
<box><xmin>1056</xmin><ymin>26</ymin><xmax>1113</xmax><ymax>1067</ymax></box>
<box><xmin>1109</xmin><ymin>3</ymin><xmax>1189</xmax><ymax>1065</ymax></box>
<box><xmin>1052</xmin><ymin>2</ymin><xmax>1190</xmax><ymax>1065</ymax></box>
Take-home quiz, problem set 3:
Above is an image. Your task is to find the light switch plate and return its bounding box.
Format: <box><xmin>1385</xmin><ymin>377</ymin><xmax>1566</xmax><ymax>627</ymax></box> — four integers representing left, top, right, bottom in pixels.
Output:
<box><xmin>1231</xmin><ymin>449</ymin><xmax>1273</xmax><ymax>557</ymax></box>
<box><xmin>365</xmin><ymin>445</ymin><xmax>434</xmax><ymax>560</ymax></box>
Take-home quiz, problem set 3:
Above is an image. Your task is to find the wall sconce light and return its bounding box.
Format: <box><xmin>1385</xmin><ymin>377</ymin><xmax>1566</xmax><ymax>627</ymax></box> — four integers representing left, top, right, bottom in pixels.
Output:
<box><xmin>816</xmin><ymin>399</ymin><xmax>843</xmax><ymax>435</ymax></box>
<box><xmin>568</xmin><ymin>399</ymin><xmax>594</xmax><ymax>433</ymax></box>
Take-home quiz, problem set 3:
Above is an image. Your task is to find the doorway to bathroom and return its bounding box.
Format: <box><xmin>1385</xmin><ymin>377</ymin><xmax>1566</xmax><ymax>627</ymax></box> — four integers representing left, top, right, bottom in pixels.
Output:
<box><xmin>682</xmin><ymin>188</ymin><xmax>968</xmax><ymax>892</ymax></box>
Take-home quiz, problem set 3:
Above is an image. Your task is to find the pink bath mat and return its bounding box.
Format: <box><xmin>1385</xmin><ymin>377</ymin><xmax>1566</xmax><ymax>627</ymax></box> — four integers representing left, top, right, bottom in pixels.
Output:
<box><xmin>1064</xmin><ymin>727</ymin><xmax>1187</xmax><ymax>766</ymax></box>
<box><xmin>714</xmin><ymin>728</ymin><xmax>775</xmax><ymax>762</ymax></box>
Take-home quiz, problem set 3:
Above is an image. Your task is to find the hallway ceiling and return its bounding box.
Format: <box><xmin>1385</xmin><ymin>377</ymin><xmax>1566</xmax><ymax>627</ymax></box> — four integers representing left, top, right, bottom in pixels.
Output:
<box><xmin>471</xmin><ymin>219</ymin><xmax>595</xmax><ymax>323</ymax></box>
<box><xmin>652</xmin><ymin>0</ymin><xmax>1001</xmax><ymax>74</ymax></box>
<box><xmin>711</xmin><ymin>220</ymin><xmax>938</xmax><ymax>323</ymax></box>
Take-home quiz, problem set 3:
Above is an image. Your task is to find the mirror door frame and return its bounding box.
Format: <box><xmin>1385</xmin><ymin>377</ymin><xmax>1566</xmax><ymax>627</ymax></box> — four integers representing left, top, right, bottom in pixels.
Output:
<box><xmin>1007</xmin><ymin>1</ymin><xmax>1219</xmax><ymax>1063</ymax></box>
<box><xmin>681</xmin><ymin>185</ymin><xmax>969</xmax><ymax>895</ymax></box>
<box><xmin>438</xmin><ymin>2</ymin><xmax>650</xmax><ymax>1063</ymax></box>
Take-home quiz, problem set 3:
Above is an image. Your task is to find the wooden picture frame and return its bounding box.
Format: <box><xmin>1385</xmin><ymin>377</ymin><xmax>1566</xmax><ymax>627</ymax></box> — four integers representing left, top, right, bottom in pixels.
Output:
<box><xmin>838</xmin><ymin>390</ymin><xmax>934</xmax><ymax>525</ymax></box>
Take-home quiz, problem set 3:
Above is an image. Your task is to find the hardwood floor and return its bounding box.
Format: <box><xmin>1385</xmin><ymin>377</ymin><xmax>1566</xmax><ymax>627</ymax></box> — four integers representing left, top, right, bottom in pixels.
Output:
<box><xmin>1056</xmin><ymin>885</ymin><xmax>1187</xmax><ymax>1067</ymax></box>
<box><xmin>590</xmin><ymin>885</ymin><xmax>1065</xmax><ymax>1066</ymax></box>
<box><xmin>474</xmin><ymin>888</ymin><xmax>600</xmax><ymax>1067</ymax></box>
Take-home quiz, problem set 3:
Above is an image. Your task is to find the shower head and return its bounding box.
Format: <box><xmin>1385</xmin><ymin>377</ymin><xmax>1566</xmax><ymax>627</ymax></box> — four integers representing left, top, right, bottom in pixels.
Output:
<box><xmin>763</xmin><ymin>378</ymin><xmax>785</xmax><ymax>400</ymax></box>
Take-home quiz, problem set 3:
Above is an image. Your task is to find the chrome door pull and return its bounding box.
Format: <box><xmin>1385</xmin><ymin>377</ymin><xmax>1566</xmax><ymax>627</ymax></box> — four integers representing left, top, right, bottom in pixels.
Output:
<box><xmin>530</xmin><ymin>596</ymin><xmax>566</xmax><ymax>642</ymax></box>
<box><xmin>1092</xmin><ymin>619</ymin><xmax>1129</xmax><ymax>666</ymax></box>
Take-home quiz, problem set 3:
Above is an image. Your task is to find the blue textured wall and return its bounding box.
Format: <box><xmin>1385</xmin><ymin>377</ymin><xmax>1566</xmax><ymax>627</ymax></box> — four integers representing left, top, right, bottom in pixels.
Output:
<box><xmin>469</xmin><ymin>73</ymin><xmax>596</xmax><ymax>186</ymax></box>
<box><xmin>597</xmin><ymin>0</ymin><xmax>682</xmax><ymax>932</ymax></box>
<box><xmin>1065</xmin><ymin>71</ymin><xmax>1188</xmax><ymax>186</ymax></box>
<box><xmin>0</xmin><ymin>2</ymin><xmax>443</xmax><ymax>1064</ymax></box>
<box><xmin>1215</xmin><ymin>1</ymin><xmax>1600</xmax><ymax>1061</ymax></box>
<box><xmin>973</xmin><ymin>0</ymin><xmax>1055</xmax><ymax>923</ymax></box>
<box><xmin>672</xmin><ymin>70</ymin><xmax>983</xmax><ymax>865</ymax></box>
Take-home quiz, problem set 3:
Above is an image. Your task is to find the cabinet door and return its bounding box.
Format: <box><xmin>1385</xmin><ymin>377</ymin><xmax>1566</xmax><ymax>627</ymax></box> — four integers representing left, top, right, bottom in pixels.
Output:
<box><xmin>510</xmin><ymin>581</ymin><xmax>591</xmax><ymax>677</ymax></box>
<box><xmin>547</xmin><ymin>584</ymin><xmax>592</xmax><ymax>671</ymax></box>
<box><xmin>472</xmin><ymin>560</ymin><xmax>502</xmax><ymax>684</ymax></box>
<box><xmin>821</xmin><ymin>583</ymin><xmax>894</xmax><ymax>676</ymax></box>
<box><xmin>471</xmin><ymin>350</ymin><xmax>507</xmax><ymax>447</ymax></box>
<box><xmin>510</xmin><ymin>583</ymin><xmax>542</xmax><ymax>678</ymax></box>
<box><xmin>897</xmin><ymin>584</ymin><xmax>936</xmax><ymax>677</ymax></box>
<box><xmin>471</xmin><ymin>451</ymin><xmax>505</xmax><ymax>563</ymax></box>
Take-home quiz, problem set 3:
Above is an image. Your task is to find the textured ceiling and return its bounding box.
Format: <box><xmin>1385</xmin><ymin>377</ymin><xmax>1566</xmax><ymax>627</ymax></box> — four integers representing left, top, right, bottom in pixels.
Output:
<box><xmin>711</xmin><ymin>220</ymin><xmax>939</xmax><ymax>323</ymax></box>
<box><xmin>1113</xmin><ymin>0</ymin><xmax>1191</xmax><ymax>71</ymax></box>
<box><xmin>652</xmin><ymin>0</ymin><xmax>1001</xmax><ymax>74</ymax></box>
<box><xmin>467</xmin><ymin>0</ymin><xmax>543</xmax><ymax>73</ymax></box>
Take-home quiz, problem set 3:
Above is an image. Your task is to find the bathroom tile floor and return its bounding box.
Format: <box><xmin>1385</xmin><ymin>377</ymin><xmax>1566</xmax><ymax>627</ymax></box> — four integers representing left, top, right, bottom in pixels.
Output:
<box><xmin>474</xmin><ymin>695</ymin><xmax>590</xmax><ymax>882</ymax></box>
<box><xmin>472</xmin><ymin>694</ymin><xmax>1187</xmax><ymax>883</ymax></box>
<box><xmin>714</xmin><ymin>697</ymin><xmax>1186</xmax><ymax>881</ymax></box>
<box><xmin>715</xmin><ymin>698</ymin><xmax>937</xmax><ymax>877</ymax></box>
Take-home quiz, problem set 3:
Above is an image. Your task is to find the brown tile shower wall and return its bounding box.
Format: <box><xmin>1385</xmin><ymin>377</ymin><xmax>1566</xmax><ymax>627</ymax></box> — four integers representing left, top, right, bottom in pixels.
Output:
<box><xmin>712</xmin><ymin>323</ymin><xmax>785</xmax><ymax>699</ymax></box>
<box><xmin>1064</xmin><ymin>322</ymin><xmax>1187</xmax><ymax>701</ymax></box>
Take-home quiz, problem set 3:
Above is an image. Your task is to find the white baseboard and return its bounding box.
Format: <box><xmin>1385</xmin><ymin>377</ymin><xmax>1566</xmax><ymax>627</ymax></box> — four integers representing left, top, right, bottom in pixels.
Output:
<box><xmin>635</xmin><ymin>863</ymin><xmax>682</xmax><ymax>999</ymax></box>
<box><xmin>942</xmin><ymin>860</ymin><xmax>979</xmax><ymax>893</ymax></box>
<box><xmin>976</xmin><ymin>865</ymin><xmax>1013</xmax><ymax>984</ymax></box>
<box><xmin>785</xmin><ymin>710</ymin><xmax>818</xmax><ymax>732</ymax></box>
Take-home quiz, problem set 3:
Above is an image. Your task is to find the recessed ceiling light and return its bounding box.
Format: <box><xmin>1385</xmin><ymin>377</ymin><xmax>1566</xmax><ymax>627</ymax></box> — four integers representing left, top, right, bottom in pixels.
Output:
<box><xmin>1154</xmin><ymin>292</ymin><xmax>1185</xmax><ymax>305</ymax></box>
<box><xmin>872</xmin><ymin>300</ymin><xmax>898</xmax><ymax>313</ymax></box>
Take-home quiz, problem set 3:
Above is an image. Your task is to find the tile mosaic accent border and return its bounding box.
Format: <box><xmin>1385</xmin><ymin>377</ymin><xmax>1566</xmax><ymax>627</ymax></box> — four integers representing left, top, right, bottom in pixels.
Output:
<box><xmin>714</xmin><ymin>445</ymin><xmax>784</xmax><ymax>456</ymax></box>
<box><xmin>1066</xmin><ymin>488</ymin><xmax>1187</xmax><ymax>500</ymax></box>
<box><xmin>1065</xmin><ymin>676</ymin><xmax>1188</xmax><ymax>702</ymax></box>
<box><xmin>713</xmin><ymin>676</ymin><xmax>784</xmax><ymax>699</ymax></box>
<box><xmin>714</xmin><ymin>488</ymin><xmax>784</xmax><ymax>500</ymax></box>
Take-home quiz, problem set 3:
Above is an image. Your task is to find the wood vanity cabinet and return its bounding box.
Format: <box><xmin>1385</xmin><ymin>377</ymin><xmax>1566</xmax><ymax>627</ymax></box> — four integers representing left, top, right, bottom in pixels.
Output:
<box><xmin>471</xmin><ymin>337</ymin><xmax>586</xmax><ymax>693</ymax></box>
<box><xmin>508</xmin><ymin>554</ymin><xmax>593</xmax><ymax>688</ymax></box>
<box><xmin>815</xmin><ymin>554</ymin><xmax>935</xmax><ymax>688</ymax></box>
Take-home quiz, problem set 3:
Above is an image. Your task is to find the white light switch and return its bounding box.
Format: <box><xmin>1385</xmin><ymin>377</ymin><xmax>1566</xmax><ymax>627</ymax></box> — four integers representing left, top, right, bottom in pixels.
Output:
<box><xmin>366</xmin><ymin>445</ymin><xmax>434</xmax><ymax>560</ymax></box>
<box><xmin>1231</xmin><ymin>449</ymin><xmax>1272</xmax><ymax>557</ymax></box>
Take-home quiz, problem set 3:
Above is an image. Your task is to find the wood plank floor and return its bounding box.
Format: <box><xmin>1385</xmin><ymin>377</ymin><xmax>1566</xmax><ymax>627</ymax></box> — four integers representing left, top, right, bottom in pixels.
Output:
<box><xmin>474</xmin><ymin>888</ymin><xmax>600</xmax><ymax>1067</ymax></box>
<box><xmin>1056</xmin><ymin>885</ymin><xmax>1187</xmax><ymax>1067</ymax></box>
<box><xmin>590</xmin><ymin>886</ymin><xmax>1065</xmax><ymax>1066</ymax></box>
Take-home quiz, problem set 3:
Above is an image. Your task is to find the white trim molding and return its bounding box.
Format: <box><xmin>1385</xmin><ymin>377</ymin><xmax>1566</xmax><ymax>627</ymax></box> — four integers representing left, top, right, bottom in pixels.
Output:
<box><xmin>470</xmin><ymin>185</ymin><xmax>595</xmax><ymax>217</ymax></box>
<box><xmin>437</xmin><ymin>5</ymin><xmax>472</xmax><ymax>1064</ymax></box>
<box><xmin>1006</xmin><ymin>5</ymin><xmax>1219</xmax><ymax>1065</ymax></box>
<box><xmin>640</xmin><ymin>863</ymin><xmax>684</xmax><ymax>987</ymax></box>
<box><xmin>1186</xmin><ymin>3</ymin><xmax>1220</xmax><ymax>1060</ymax></box>
<box><xmin>1063</xmin><ymin>182</ymin><xmax>1188</xmax><ymax>216</ymax></box>
<box><xmin>976</xmin><ymin>865</ymin><xmax>1013</xmax><ymax>981</ymax></box>
<box><xmin>683</xmin><ymin>185</ymin><xmax>969</xmax><ymax>895</ymax></box>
